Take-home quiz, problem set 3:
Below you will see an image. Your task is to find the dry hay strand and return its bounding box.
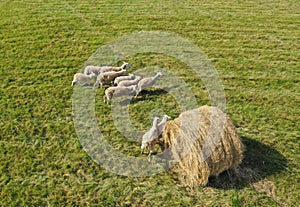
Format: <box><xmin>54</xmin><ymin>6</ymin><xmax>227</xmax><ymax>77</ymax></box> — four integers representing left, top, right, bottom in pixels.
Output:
<box><xmin>160</xmin><ymin>105</ymin><xmax>244</xmax><ymax>187</ymax></box>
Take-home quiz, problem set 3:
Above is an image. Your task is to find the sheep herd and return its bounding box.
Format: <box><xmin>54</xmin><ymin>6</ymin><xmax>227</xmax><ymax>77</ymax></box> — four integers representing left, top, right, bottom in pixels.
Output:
<box><xmin>72</xmin><ymin>62</ymin><xmax>169</xmax><ymax>159</ymax></box>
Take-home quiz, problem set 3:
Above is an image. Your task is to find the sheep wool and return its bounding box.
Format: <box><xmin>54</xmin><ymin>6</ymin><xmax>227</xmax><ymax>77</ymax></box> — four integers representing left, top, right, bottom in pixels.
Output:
<box><xmin>103</xmin><ymin>85</ymin><xmax>137</xmax><ymax>104</ymax></box>
<box><xmin>94</xmin><ymin>69</ymin><xmax>128</xmax><ymax>88</ymax></box>
<box><xmin>114</xmin><ymin>73</ymin><xmax>136</xmax><ymax>85</ymax></box>
<box><xmin>117</xmin><ymin>76</ymin><xmax>142</xmax><ymax>87</ymax></box>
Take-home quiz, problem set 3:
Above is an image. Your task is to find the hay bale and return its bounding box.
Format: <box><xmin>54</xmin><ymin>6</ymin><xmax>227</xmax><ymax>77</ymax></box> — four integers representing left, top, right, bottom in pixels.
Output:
<box><xmin>160</xmin><ymin>105</ymin><xmax>244</xmax><ymax>187</ymax></box>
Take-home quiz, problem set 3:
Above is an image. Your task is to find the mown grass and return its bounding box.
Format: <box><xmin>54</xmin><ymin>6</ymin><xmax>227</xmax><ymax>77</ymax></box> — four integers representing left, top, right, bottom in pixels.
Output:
<box><xmin>0</xmin><ymin>0</ymin><xmax>299</xmax><ymax>206</ymax></box>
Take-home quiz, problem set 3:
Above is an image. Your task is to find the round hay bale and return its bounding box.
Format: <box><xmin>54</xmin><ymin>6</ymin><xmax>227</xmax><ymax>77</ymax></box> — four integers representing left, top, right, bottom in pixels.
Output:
<box><xmin>160</xmin><ymin>105</ymin><xmax>244</xmax><ymax>187</ymax></box>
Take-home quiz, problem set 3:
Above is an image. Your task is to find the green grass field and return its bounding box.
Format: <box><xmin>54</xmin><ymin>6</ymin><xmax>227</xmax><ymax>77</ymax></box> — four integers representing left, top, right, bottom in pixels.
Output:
<box><xmin>0</xmin><ymin>0</ymin><xmax>299</xmax><ymax>206</ymax></box>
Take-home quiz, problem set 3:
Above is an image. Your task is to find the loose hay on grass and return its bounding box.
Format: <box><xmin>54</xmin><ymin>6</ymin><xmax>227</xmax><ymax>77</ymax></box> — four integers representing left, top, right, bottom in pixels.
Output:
<box><xmin>160</xmin><ymin>105</ymin><xmax>244</xmax><ymax>187</ymax></box>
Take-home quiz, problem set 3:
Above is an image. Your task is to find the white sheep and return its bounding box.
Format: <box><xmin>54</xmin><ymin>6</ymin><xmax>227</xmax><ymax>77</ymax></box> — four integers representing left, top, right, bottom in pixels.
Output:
<box><xmin>117</xmin><ymin>76</ymin><xmax>142</xmax><ymax>87</ymax></box>
<box><xmin>71</xmin><ymin>73</ymin><xmax>97</xmax><ymax>86</ymax></box>
<box><xmin>157</xmin><ymin>114</ymin><xmax>171</xmax><ymax>137</ymax></box>
<box><xmin>103</xmin><ymin>85</ymin><xmax>138</xmax><ymax>104</ymax></box>
<box><xmin>141</xmin><ymin>117</ymin><xmax>160</xmax><ymax>159</ymax></box>
<box><xmin>114</xmin><ymin>73</ymin><xmax>136</xmax><ymax>85</ymax></box>
<box><xmin>83</xmin><ymin>66</ymin><xmax>102</xmax><ymax>76</ymax></box>
<box><xmin>84</xmin><ymin>62</ymin><xmax>131</xmax><ymax>75</ymax></box>
<box><xmin>135</xmin><ymin>72</ymin><xmax>163</xmax><ymax>98</ymax></box>
<box><xmin>100</xmin><ymin>62</ymin><xmax>131</xmax><ymax>74</ymax></box>
<box><xmin>94</xmin><ymin>69</ymin><xmax>128</xmax><ymax>88</ymax></box>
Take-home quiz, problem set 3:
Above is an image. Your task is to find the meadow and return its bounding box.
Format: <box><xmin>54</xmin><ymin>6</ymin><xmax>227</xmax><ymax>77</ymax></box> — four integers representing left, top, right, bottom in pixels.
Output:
<box><xmin>0</xmin><ymin>0</ymin><xmax>299</xmax><ymax>206</ymax></box>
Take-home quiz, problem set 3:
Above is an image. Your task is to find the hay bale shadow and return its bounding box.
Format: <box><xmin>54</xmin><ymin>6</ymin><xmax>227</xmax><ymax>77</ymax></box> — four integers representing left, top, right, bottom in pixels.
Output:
<box><xmin>208</xmin><ymin>136</ymin><xmax>287</xmax><ymax>189</ymax></box>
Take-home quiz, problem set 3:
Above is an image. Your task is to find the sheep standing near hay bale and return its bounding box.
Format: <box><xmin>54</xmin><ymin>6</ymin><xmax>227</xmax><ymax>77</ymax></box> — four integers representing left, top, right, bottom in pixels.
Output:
<box><xmin>157</xmin><ymin>114</ymin><xmax>171</xmax><ymax>137</ymax></box>
<box><xmin>160</xmin><ymin>105</ymin><xmax>244</xmax><ymax>187</ymax></box>
<box><xmin>141</xmin><ymin>117</ymin><xmax>160</xmax><ymax>158</ymax></box>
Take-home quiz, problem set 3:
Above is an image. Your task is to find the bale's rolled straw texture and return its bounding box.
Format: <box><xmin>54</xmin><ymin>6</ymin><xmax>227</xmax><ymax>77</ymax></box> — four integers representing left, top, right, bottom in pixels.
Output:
<box><xmin>160</xmin><ymin>105</ymin><xmax>244</xmax><ymax>187</ymax></box>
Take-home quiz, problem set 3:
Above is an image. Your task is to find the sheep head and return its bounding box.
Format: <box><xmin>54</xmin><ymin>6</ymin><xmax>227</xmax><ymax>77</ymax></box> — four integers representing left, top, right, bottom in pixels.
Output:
<box><xmin>156</xmin><ymin>72</ymin><xmax>163</xmax><ymax>77</ymax></box>
<box><xmin>122</xmin><ymin>62</ymin><xmax>131</xmax><ymax>69</ymax></box>
<box><xmin>163</xmin><ymin>114</ymin><xmax>171</xmax><ymax>119</ymax></box>
<box><xmin>152</xmin><ymin>116</ymin><xmax>160</xmax><ymax>125</ymax></box>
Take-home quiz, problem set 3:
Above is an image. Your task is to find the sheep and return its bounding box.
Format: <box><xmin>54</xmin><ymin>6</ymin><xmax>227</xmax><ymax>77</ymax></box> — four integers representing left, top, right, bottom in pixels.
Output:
<box><xmin>84</xmin><ymin>62</ymin><xmax>131</xmax><ymax>75</ymax></box>
<box><xmin>114</xmin><ymin>73</ymin><xmax>136</xmax><ymax>85</ymax></box>
<box><xmin>117</xmin><ymin>76</ymin><xmax>142</xmax><ymax>87</ymax></box>
<box><xmin>83</xmin><ymin>66</ymin><xmax>102</xmax><ymax>76</ymax></box>
<box><xmin>100</xmin><ymin>62</ymin><xmax>131</xmax><ymax>74</ymax></box>
<box><xmin>71</xmin><ymin>73</ymin><xmax>97</xmax><ymax>86</ymax></box>
<box><xmin>103</xmin><ymin>85</ymin><xmax>138</xmax><ymax>104</ymax></box>
<box><xmin>94</xmin><ymin>69</ymin><xmax>128</xmax><ymax>88</ymax></box>
<box><xmin>135</xmin><ymin>72</ymin><xmax>163</xmax><ymax>98</ymax></box>
<box><xmin>158</xmin><ymin>114</ymin><xmax>171</xmax><ymax>137</ymax></box>
<box><xmin>141</xmin><ymin>117</ymin><xmax>160</xmax><ymax>160</ymax></box>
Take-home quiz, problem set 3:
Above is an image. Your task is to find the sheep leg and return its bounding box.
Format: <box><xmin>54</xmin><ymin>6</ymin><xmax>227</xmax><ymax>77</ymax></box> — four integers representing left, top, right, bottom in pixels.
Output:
<box><xmin>134</xmin><ymin>90</ymin><xmax>139</xmax><ymax>98</ymax></box>
<box><xmin>147</xmin><ymin>150</ymin><xmax>153</xmax><ymax>162</ymax></box>
<box><xmin>141</xmin><ymin>143</ymin><xmax>147</xmax><ymax>154</ymax></box>
<box><xmin>93</xmin><ymin>81</ymin><xmax>99</xmax><ymax>88</ymax></box>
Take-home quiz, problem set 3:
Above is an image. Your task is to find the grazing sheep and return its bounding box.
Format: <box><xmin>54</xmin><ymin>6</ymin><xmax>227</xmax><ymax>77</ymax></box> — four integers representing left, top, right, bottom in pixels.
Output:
<box><xmin>71</xmin><ymin>73</ymin><xmax>97</xmax><ymax>86</ymax></box>
<box><xmin>103</xmin><ymin>85</ymin><xmax>138</xmax><ymax>104</ymax></box>
<box><xmin>117</xmin><ymin>76</ymin><xmax>142</xmax><ymax>87</ymax></box>
<box><xmin>94</xmin><ymin>70</ymin><xmax>128</xmax><ymax>88</ymax></box>
<box><xmin>157</xmin><ymin>114</ymin><xmax>171</xmax><ymax>137</ymax></box>
<box><xmin>114</xmin><ymin>73</ymin><xmax>136</xmax><ymax>85</ymax></box>
<box><xmin>135</xmin><ymin>72</ymin><xmax>163</xmax><ymax>97</ymax></box>
<box><xmin>141</xmin><ymin>117</ymin><xmax>160</xmax><ymax>159</ymax></box>
<box><xmin>84</xmin><ymin>62</ymin><xmax>131</xmax><ymax>75</ymax></box>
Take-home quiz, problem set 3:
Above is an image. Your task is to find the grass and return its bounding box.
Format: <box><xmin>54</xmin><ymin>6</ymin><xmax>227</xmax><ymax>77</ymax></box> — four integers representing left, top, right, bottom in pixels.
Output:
<box><xmin>0</xmin><ymin>0</ymin><xmax>299</xmax><ymax>206</ymax></box>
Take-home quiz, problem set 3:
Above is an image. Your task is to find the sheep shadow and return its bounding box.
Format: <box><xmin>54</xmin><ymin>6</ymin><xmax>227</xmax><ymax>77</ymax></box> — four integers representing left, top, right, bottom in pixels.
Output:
<box><xmin>105</xmin><ymin>88</ymin><xmax>169</xmax><ymax>106</ymax></box>
<box><xmin>207</xmin><ymin>136</ymin><xmax>287</xmax><ymax>189</ymax></box>
<box><xmin>133</xmin><ymin>88</ymin><xmax>169</xmax><ymax>102</ymax></box>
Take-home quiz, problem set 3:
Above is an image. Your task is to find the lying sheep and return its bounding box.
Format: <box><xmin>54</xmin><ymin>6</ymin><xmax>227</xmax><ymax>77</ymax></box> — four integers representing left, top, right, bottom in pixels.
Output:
<box><xmin>117</xmin><ymin>76</ymin><xmax>142</xmax><ymax>87</ymax></box>
<box><xmin>84</xmin><ymin>62</ymin><xmax>131</xmax><ymax>75</ymax></box>
<box><xmin>103</xmin><ymin>85</ymin><xmax>138</xmax><ymax>104</ymax></box>
<box><xmin>135</xmin><ymin>72</ymin><xmax>163</xmax><ymax>97</ymax></box>
<box><xmin>71</xmin><ymin>73</ymin><xmax>97</xmax><ymax>86</ymax></box>
<box><xmin>141</xmin><ymin>117</ymin><xmax>160</xmax><ymax>160</ymax></box>
<box><xmin>94</xmin><ymin>70</ymin><xmax>128</xmax><ymax>88</ymax></box>
<box><xmin>114</xmin><ymin>73</ymin><xmax>136</xmax><ymax>85</ymax></box>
